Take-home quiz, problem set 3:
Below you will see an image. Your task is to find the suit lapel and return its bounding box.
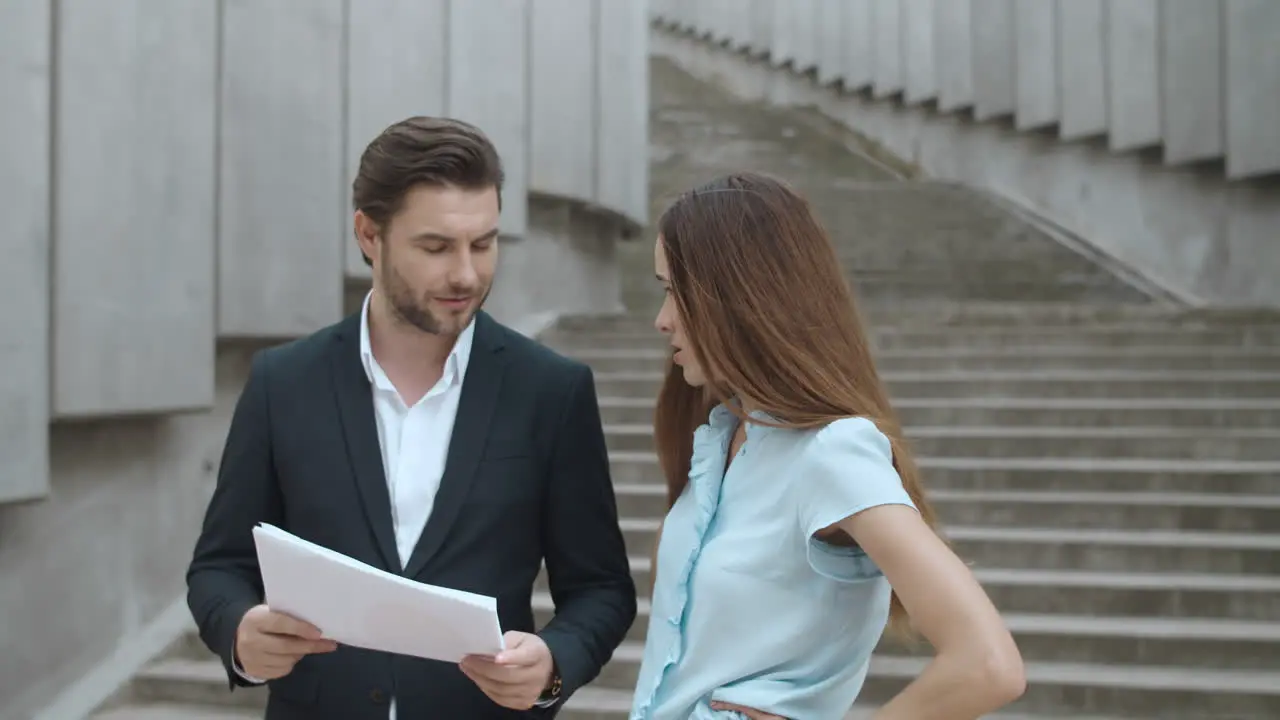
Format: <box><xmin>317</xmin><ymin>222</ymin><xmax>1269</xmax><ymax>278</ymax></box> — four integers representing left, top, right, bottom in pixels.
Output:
<box><xmin>329</xmin><ymin>314</ymin><xmax>402</xmax><ymax>573</ymax></box>
<box><xmin>404</xmin><ymin>312</ymin><xmax>508</xmax><ymax>579</ymax></box>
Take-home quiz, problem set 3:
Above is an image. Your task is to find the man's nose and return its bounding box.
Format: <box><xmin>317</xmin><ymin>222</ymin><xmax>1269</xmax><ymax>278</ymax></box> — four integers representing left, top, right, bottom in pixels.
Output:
<box><xmin>449</xmin><ymin>258</ymin><xmax>479</xmax><ymax>290</ymax></box>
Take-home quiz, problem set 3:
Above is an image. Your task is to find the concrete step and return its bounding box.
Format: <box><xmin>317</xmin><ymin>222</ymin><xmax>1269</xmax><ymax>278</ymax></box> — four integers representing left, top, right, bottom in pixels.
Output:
<box><xmin>609</xmin><ymin>452</ymin><xmax>1280</xmax><ymax>494</ymax></box>
<box><xmin>571</xmin><ymin>346</ymin><xmax>1280</xmax><ymax>374</ymax></box>
<box><xmin>545</xmin><ymin>641</ymin><xmax>1280</xmax><ymax>718</ymax></box>
<box><xmin>554</xmin><ymin>304</ymin><xmax>1280</xmax><ymax>332</ymax></box>
<box><xmin>544</xmin><ymin>326</ymin><xmax>1280</xmax><ymax>352</ymax></box>
<box><xmin>132</xmin><ymin>658</ymin><xmax>265</xmax><ymax>709</ymax></box>
<box><xmin>91</xmin><ymin>702</ymin><xmax>262</xmax><ymax>719</ymax></box>
<box><xmin>602</xmin><ymin>422</ymin><xmax>1280</xmax><ymax>461</ymax></box>
<box><xmin>601</xmin><ymin>520</ymin><xmax>1280</xmax><ymax>576</ymax></box>
<box><xmin>542</xmin><ymin>563</ymin><xmax>1280</xmax><ymax>624</ymax></box>
<box><xmin>613</xmin><ymin>483</ymin><xmax>1280</xmax><ymax>533</ymax></box>
<box><xmin>860</xmin><ymin>655</ymin><xmax>1280</xmax><ymax>718</ymax></box>
<box><xmin>124</xmin><ymin>656</ymin><xmax>633</xmax><ymax>720</ymax></box>
<box><xmin>592</xmin><ymin>369</ymin><xmax>1280</xmax><ymax>400</ymax></box>
<box><xmin>536</xmin><ymin>559</ymin><xmax>1280</xmax><ymax>633</ymax></box>
<box><xmin>531</xmin><ymin>592</ymin><xmax>1280</xmax><ymax>670</ymax></box>
<box><xmin>596</xmin><ymin>395</ymin><xmax>1280</xmax><ymax>428</ymax></box>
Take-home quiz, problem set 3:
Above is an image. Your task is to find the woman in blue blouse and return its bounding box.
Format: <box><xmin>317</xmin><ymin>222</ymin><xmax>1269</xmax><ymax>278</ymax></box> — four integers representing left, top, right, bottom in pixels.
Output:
<box><xmin>630</xmin><ymin>172</ymin><xmax>1026</xmax><ymax>720</ymax></box>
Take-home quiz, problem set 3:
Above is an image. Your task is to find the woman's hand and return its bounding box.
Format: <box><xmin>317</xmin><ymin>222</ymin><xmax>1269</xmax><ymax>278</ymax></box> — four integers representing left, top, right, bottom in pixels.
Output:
<box><xmin>709</xmin><ymin>700</ymin><xmax>787</xmax><ymax>719</ymax></box>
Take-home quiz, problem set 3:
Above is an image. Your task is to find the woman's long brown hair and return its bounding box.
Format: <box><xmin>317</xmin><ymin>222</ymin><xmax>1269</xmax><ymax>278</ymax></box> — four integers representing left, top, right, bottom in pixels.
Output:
<box><xmin>652</xmin><ymin>172</ymin><xmax>940</xmax><ymax>638</ymax></box>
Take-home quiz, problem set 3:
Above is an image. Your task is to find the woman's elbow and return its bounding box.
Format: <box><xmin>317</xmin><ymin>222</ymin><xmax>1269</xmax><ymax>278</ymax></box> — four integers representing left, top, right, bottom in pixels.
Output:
<box><xmin>976</xmin><ymin>640</ymin><xmax>1026</xmax><ymax>706</ymax></box>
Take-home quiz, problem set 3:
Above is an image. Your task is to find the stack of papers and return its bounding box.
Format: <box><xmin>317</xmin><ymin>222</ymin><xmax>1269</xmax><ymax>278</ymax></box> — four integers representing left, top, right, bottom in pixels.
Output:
<box><xmin>252</xmin><ymin>523</ymin><xmax>505</xmax><ymax>662</ymax></box>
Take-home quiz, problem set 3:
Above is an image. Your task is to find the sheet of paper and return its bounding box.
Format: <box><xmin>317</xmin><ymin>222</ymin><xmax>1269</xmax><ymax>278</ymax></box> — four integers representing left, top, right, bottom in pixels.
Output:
<box><xmin>252</xmin><ymin>523</ymin><xmax>505</xmax><ymax>663</ymax></box>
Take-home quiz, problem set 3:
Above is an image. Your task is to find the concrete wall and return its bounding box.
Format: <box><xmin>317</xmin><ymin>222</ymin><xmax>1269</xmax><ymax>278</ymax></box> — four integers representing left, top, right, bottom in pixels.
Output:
<box><xmin>0</xmin><ymin>1</ymin><xmax>648</xmax><ymax>717</ymax></box>
<box><xmin>651</xmin><ymin>0</ymin><xmax>1280</xmax><ymax>309</ymax></box>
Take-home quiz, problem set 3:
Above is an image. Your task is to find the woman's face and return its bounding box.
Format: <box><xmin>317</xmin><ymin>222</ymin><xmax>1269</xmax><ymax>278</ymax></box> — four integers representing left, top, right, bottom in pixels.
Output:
<box><xmin>653</xmin><ymin>236</ymin><xmax>706</xmax><ymax>387</ymax></box>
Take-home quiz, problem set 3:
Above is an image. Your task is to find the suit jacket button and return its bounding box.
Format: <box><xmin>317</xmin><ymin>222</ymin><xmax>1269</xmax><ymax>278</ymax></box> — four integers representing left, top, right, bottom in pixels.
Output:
<box><xmin>370</xmin><ymin>688</ymin><xmax>387</xmax><ymax>704</ymax></box>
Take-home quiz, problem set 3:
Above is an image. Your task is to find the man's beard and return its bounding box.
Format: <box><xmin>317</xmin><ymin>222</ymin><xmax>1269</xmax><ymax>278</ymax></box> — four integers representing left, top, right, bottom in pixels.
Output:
<box><xmin>381</xmin><ymin>260</ymin><xmax>489</xmax><ymax>337</ymax></box>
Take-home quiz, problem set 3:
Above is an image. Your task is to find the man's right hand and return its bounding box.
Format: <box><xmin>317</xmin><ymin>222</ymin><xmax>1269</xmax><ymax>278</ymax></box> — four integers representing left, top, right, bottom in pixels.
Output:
<box><xmin>234</xmin><ymin>604</ymin><xmax>338</xmax><ymax>680</ymax></box>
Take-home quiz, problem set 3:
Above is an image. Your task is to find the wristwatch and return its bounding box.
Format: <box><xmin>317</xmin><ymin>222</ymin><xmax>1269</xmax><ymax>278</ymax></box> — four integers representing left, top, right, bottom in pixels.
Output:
<box><xmin>538</xmin><ymin>661</ymin><xmax>563</xmax><ymax>704</ymax></box>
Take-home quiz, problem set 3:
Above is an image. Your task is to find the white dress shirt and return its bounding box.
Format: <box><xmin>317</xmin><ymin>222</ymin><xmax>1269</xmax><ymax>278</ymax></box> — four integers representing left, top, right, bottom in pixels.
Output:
<box><xmin>237</xmin><ymin>292</ymin><xmax>476</xmax><ymax>720</ymax></box>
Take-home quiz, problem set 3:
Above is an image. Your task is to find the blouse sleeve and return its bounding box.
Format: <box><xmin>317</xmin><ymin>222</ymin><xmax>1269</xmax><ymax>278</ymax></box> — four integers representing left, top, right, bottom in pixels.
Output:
<box><xmin>791</xmin><ymin>416</ymin><xmax>918</xmax><ymax>538</ymax></box>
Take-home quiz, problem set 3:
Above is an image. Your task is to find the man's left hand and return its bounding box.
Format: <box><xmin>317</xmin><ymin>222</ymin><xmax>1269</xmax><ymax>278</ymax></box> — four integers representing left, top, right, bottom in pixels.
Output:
<box><xmin>460</xmin><ymin>631</ymin><xmax>554</xmax><ymax>710</ymax></box>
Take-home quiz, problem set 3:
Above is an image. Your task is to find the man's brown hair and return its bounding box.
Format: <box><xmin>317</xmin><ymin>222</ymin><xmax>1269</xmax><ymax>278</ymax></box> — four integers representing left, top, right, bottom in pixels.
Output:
<box><xmin>351</xmin><ymin>116</ymin><xmax>504</xmax><ymax>265</ymax></box>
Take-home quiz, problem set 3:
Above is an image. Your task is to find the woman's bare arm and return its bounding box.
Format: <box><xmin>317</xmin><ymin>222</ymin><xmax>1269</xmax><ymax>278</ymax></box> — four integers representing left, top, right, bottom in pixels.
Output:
<box><xmin>836</xmin><ymin>505</ymin><xmax>1025</xmax><ymax>719</ymax></box>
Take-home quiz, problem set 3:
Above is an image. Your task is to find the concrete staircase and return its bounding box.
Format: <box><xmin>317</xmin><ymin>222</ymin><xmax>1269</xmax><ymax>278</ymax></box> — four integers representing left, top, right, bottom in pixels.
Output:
<box><xmin>531</xmin><ymin>308</ymin><xmax>1280</xmax><ymax>719</ymax></box>
<box><xmin>91</xmin><ymin>308</ymin><xmax>1280</xmax><ymax>719</ymax></box>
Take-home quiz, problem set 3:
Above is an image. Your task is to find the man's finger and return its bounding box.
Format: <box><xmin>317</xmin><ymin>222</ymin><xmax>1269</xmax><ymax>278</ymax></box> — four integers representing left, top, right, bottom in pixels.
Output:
<box><xmin>262</xmin><ymin>611</ymin><xmax>323</xmax><ymax>639</ymax></box>
<box><xmin>259</xmin><ymin>634</ymin><xmax>336</xmax><ymax>656</ymax></box>
<box><xmin>460</xmin><ymin>657</ymin><xmax>524</xmax><ymax>685</ymax></box>
<box><xmin>494</xmin><ymin>643</ymin><xmax>540</xmax><ymax>667</ymax></box>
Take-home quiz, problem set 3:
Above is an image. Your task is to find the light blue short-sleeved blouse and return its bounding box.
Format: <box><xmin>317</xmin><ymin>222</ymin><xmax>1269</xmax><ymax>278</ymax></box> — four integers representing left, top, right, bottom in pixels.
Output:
<box><xmin>629</xmin><ymin>405</ymin><xmax>918</xmax><ymax>720</ymax></box>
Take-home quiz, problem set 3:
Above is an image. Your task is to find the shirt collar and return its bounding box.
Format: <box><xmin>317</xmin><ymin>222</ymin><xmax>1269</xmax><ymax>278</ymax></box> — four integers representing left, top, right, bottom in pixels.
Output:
<box><xmin>358</xmin><ymin>291</ymin><xmax>476</xmax><ymax>389</ymax></box>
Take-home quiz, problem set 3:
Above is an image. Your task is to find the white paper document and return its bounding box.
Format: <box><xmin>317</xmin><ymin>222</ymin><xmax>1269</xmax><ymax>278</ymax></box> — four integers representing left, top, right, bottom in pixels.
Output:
<box><xmin>252</xmin><ymin>523</ymin><xmax>505</xmax><ymax>663</ymax></box>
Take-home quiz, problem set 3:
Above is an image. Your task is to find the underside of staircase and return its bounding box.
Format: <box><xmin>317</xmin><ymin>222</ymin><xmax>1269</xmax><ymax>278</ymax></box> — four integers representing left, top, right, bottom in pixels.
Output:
<box><xmin>91</xmin><ymin>57</ymin><xmax>1280</xmax><ymax>719</ymax></box>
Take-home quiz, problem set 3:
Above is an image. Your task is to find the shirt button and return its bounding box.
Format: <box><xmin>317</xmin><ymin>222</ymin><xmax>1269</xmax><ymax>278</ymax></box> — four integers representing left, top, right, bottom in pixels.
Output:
<box><xmin>370</xmin><ymin>688</ymin><xmax>387</xmax><ymax>704</ymax></box>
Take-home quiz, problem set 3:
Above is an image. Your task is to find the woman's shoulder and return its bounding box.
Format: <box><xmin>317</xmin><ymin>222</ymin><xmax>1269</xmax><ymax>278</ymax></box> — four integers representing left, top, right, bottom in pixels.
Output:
<box><xmin>782</xmin><ymin>415</ymin><xmax>895</xmax><ymax>466</ymax></box>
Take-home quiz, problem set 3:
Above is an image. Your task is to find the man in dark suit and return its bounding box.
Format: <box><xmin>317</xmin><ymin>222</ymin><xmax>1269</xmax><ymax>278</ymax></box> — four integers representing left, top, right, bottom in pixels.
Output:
<box><xmin>186</xmin><ymin>116</ymin><xmax>637</xmax><ymax>719</ymax></box>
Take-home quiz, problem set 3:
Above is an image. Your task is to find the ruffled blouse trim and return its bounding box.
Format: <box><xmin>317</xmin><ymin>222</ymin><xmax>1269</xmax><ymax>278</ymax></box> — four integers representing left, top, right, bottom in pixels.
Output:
<box><xmin>631</xmin><ymin>407</ymin><xmax>735</xmax><ymax>718</ymax></box>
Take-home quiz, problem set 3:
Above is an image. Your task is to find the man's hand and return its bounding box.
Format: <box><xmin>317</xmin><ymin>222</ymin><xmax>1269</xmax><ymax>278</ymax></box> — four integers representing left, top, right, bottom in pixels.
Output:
<box><xmin>459</xmin><ymin>631</ymin><xmax>555</xmax><ymax>710</ymax></box>
<box><xmin>234</xmin><ymin>604</ymin><xmax>337</xmax><ymax>680</ymax></box>
<box><xmin>709</xmin><ymin>700</ymin><xmax>787</xmax><ymax>719</ymax></box>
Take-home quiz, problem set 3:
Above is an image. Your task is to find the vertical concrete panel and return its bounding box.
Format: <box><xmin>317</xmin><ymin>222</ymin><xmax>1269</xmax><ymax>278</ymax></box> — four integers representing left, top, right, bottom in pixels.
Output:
<box><xmin>872</xmin><ymin>0</ymin><xmax>903</xmax><ymax>97</ymax></box>
<box><xmin>971</xmin><ymin>0</ymin><xmax>1015</xmax><ymax>120</ymax></box>
<box><xmin>902</xmin><ymin>0</ymin><xmax>936</xmax><ymax>104</ymax></box>
<box><xmin>54</xmin><ymin>0</ymin><xmax>216</xmax><ymax>416</ymax></box>
<box><xmin>1159</xmin><ymin>0</ymin><xmax>1223</xmax><ymax>165</ymax></box>
<box><xmin>729</xmin><ymin>0</ymin><xmax>753</xmax><ymax>49</ymax></box>
<box><xmin>219</xmin><ymin>0</ymin><xmax>345</xmax><ymax>337</ymax></box>
<box><xmin>791</xmin><ymin>0</ymin><xmax>819</xmax><ymax>72</ymax></box>
<box><xmin>597</xmin><ymin>0</ymin><xmax>650</xmax><ymax>225</ymax></box>
<box><xmin>1056</xmin><ymin>0</ymin><xmax>1108</xmax><ymax>139</ymax></box>
<box><xmin>1225</xmin><ymin>0</ymin><xmax>1280</xmax><ymax>178</ymax></box>
<box><xmin>695</xmin><ymin>0</ymin><xmax>715</xmax><ymax>39</ymax></box>
<box><xmin>934</xmin><ymin>0</ymin><xmax>974</xmax><ymax>111</ymax></box>
<box><xmin>447</xmin><ymin>0</ymin><xmax>529</xmax><ymax>236</ymax></box>
<box><xmin>530</xmin><ymin>0</ymin><xmax>595</xmax><ymax>204</ymax></box>
<box><xmin>0</xmin><ymin>0</ymin><xmax>51</xmax><ymax>502</ymax></box>
<box><xmin>843</xmin><ymin>0</ymin><xmax>875</xmax><ymax>90</ymax></box>
<box><xmin>344</xmin><ymin>0</ymin><xmax>447</xmax><ymax>277</ymax></box>
<box><xmin>1105</xmin><ymin>0</ymin><xmax>1161</xmax><ymax>151</ymax></box>
<box><xmin>770</xmin><ymin>0</ymin><xmax>794</xmax><ymax>67</ymax></box>
<box><xmin>817</xmin><ymin>0</ymin><xmax>846</xmax><ymax>85</ymax></box>
<box><xmin>750</xmin><ymin>0</ymin><xmax>774</xmax><ymax>56</ymax></box>
<box><xmin>1014</xmin><ymin>0</ymin><xmax>1058</xmax><ymax>129</ymax></box>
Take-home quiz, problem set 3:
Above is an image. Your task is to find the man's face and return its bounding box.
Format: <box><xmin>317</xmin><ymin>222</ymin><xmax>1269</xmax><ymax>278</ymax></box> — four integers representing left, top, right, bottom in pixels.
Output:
<box><xmin>357</xmin><ymin>184</ymin><xmax>500</xmax><ymax>337</ymax></box>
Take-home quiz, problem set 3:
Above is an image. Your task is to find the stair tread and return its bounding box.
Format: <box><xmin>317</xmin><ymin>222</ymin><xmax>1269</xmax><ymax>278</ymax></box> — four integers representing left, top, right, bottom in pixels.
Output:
<box><xmin>603</xmin><ymin>422</ymin><xmax>1280</xmax><ymax>439</ymax></box>
<box><xmin>598</xmin><ymin>395</ymin><xmax>1280</xmax><ymax>408</ymax></box>
<box><xmin>92</xmin><ymin>703</ymin><xmax>262</xmax><ymax>719</ymax></box>
<box><xmin>611</xmin><ymin>517</ymin><xmax>1280</xmax><ymax>547</ymax></box>
<box><xmin>871</xmin><ymin>655</ymin><xmax>1280</xmax><ymax>694</ymax></box>
<box><xmin>593</xmin><ymin>368</ymin><xmax>1280</xmax><ymax>380</ymax></box>
<box><xmin>611</xmin><ymin>554</ymin><xmax>1280</xmax><ymax>591</ymax></box>
<box><xmin>577</xmin><ymin>347</ymin><xmax>1280</xmax><ymax>360</ymax></box>
<box><xmin>531</xmin><ymin>589</ymin><xmax>1280</xmax><ymax>640</ymax></box>
<box><xmin>612</xmin><ymin>450</ymin><xmax>1280</xmax><ymax>473</ymax></box>
<box><xmin>562</xmin><ymin>686</ymin><xmax>635</xmax><ymax>711</ymax></box>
